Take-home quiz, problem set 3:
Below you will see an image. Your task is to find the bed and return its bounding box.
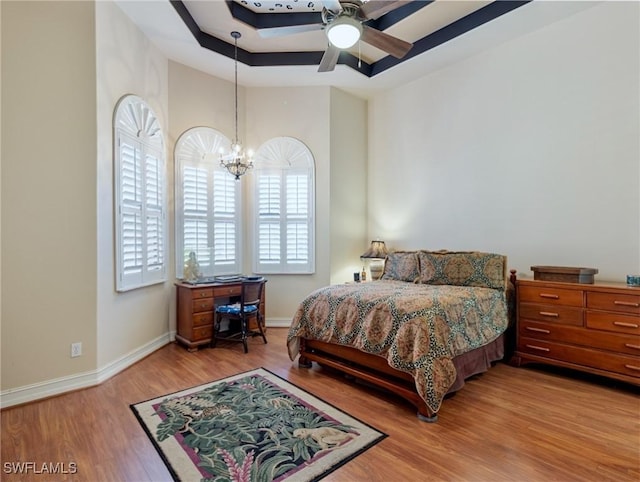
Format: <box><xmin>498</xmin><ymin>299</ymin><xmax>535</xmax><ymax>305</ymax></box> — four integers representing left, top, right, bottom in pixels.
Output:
<box><xmin>287</xmin><ymin>250</ymin><xmax>516</xmax><ymax>422</ymax></box>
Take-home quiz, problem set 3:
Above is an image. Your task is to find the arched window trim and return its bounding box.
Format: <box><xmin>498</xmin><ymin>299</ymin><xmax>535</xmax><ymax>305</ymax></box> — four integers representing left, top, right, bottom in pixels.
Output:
<box><xmin>174</xmin><ymin>126</ymin><xmax>242</xmax><ymax>278</ymax></box>
<box><xmin>252</xmin><ymin>136</ymin><xmax>315</xmax><ymax>274</ymax></box>
<box><xmin>114</xmin><ymin>94</ymin><xmax>167</xmax><ymax>291</ymax></box>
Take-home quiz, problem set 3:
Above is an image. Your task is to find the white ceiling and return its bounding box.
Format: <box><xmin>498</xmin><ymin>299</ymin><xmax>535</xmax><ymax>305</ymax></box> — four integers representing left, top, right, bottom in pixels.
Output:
<box><xmin>115</xmin><ymin>0</ymin><xmax>599</xmax><ymax>98</ymax></box>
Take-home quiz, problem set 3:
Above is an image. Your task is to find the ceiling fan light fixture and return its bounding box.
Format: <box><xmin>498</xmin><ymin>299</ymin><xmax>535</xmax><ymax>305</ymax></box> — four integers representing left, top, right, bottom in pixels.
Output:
<box><xmin>326</xmin><ymin>16</ymin><xmax>362</xmax><ymax>49</ymax></box>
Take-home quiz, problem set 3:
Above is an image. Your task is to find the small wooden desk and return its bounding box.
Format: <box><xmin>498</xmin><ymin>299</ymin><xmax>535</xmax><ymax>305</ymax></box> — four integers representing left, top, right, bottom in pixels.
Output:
<box><xmin>175</xmin><ymin>281</ymin><xmax>266</xmax><ymax>351</ymax></box>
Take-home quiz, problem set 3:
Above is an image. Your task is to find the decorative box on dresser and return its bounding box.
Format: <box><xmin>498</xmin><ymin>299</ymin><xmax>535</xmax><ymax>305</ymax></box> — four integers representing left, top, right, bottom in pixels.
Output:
<box><xmin>175</xmin><ymin>282</ymin><xmax>266</xmax><ymax>351</ymax></box>
<box><xmin>512</xmin><ymin>279</ymin><xmax>640</xmax><ymax>385</ymax></box>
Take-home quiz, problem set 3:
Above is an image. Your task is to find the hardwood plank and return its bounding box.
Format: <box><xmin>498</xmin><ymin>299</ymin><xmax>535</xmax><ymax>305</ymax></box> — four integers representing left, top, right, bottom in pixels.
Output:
<box><xmin>1</xmin><ymin>328</ymin><xmax>638</xmax><ymax>481</ymax></box>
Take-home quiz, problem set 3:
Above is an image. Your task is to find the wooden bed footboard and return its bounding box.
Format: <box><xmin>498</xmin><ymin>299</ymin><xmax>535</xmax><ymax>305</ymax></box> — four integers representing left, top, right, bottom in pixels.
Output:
<box><xmin>298</xmin><ymin>339</ymin><xmax>439</xmax><ymax>422</ymax></box>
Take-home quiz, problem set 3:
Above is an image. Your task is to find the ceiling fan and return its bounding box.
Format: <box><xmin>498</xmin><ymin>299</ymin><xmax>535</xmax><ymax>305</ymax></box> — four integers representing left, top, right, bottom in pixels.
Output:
<box><xmin>258</xmin><ymin>0</ymin><xmax>414</xmax><ymax>72</ymax></box>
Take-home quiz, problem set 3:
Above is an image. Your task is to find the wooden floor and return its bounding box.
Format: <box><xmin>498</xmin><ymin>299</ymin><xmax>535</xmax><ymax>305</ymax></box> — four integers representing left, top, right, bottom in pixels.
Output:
<box><xmin>1</xmin><ymin>328</ymin><xmax>638</xmax><ymax>482</ymax></box>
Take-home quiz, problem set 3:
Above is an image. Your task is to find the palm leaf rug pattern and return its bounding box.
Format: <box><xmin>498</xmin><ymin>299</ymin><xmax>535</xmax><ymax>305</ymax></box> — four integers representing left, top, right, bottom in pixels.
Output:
<box><xmin>131</xmin><ymin>368</ymin><xmax>386</xmax><ymax>482</ymax></box>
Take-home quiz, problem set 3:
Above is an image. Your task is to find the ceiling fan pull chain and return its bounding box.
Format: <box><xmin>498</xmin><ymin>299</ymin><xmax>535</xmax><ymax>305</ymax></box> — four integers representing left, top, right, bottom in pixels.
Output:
<box><xmin>358</xmin><ymin>40</ymin><xmax>362</xmax><ymax>68</ymax></box>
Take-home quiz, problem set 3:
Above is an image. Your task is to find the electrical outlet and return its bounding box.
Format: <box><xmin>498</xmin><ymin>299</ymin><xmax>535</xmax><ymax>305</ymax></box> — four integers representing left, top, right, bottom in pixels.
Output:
<box><xmin>71</xmin><ymin>342</ymin><xmax>82</xmax><ymax>358</ymax></box>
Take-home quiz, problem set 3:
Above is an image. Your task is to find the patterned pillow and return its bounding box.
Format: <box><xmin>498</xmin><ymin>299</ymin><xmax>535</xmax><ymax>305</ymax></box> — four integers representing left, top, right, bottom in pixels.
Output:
<box><xmin>417</xmin><ymin>250</ymin><xmax>507</xmax><ymax>290</ymax></box>
<box><xmin>381</xmin><ymin>251</ymin><xmax>420</xmax><ymax>283</ymax></box>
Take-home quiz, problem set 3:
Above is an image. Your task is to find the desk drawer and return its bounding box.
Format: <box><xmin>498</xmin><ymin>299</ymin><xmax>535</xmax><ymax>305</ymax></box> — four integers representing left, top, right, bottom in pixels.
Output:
<box><xmin>586</xmin><ymin>292</ymin><xmax>640</xmax><ymax>315</ymax></box>
<box><xmin>192</xmin><ymin>288</ymin><xmax>214</xmax><ymax>299</ymax></box>
<box><xmin>519</xmin><ymin>303</ymin><xmax>583</xmax><ymax>326</ymax></box>
<box><xmin>518</xmin><ymin>285</ymin><xmax>583</xmax><ymax>307</ymax></box>
<box><xmin>192</xmin><ymin>298</ymin><xmax>214</xmax><ymax>313</ymax></box>
<box><xmin>193</xmin><ymin>312</ymin><xmax>213</xmax><ymax>327</ymax></box>
<box><xmin>214</xmin><ymin>285</ymin><xmax>241</xmax><ymax>297</ymax></box>
<box><xmin>192</xmin><ymin>325</ymin><xmax>212</xmax><ymax>341</ymax></box>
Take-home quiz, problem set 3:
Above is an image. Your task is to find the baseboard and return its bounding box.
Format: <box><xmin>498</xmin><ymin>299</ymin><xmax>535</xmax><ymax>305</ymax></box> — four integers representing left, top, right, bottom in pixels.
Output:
<box><xmin>0</xmin><ymin>322</ymin><xmax>288</xmax><ymax>409</ymax></box>
<box><xmin>0</xmin><ymin>333</ymin><xmax>170</xmax><ymax>409</ymax></box>
<box><xmin>266</xmin><ymin>318</ymin><xmax>292</xmax><ymax>328</ymax></box>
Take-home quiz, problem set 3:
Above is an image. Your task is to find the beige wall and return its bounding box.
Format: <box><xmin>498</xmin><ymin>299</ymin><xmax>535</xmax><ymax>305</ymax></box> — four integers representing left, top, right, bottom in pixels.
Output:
<box><xmin>1</xmin><ymin>1</ymin><xmax>98</xmax><ymax>389</ymax></box>
<box><xmin>95</xmin><ymin>1</ymin><xmax>171</xmax><ymax>369</ymax></box>
<box><xmin>329</xmin><ymin>88</ymin><xmax>368</xmax><ymax>284</ymax></box>
<box><xmin>368</xmin><ymin>1</ymin><xmax>640</xmax><ymax>281</ymax></box>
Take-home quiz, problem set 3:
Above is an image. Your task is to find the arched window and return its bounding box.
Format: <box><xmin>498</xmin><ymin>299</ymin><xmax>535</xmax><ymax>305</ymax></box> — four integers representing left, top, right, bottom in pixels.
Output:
<box><xmin>114</xmin><ymin>95</ymin><xmax>167</xmax><ymax>291</ymax></box>
<box><xmin>175</xmin><ymin>127</ymin><xmax>242</xmax><ymax>278</ymax></box>
<box><xmin>253</xmin><ymin>137</ymin><xmax>315</xmax><ymax>274</ymax></box>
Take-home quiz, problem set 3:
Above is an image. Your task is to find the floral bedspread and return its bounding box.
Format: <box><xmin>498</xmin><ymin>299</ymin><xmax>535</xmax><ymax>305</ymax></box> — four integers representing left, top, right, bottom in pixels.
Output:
<box><xmin>287</xmin><ymin>280</ymin><xmax>509</xmax><ymax>414</ymax></box>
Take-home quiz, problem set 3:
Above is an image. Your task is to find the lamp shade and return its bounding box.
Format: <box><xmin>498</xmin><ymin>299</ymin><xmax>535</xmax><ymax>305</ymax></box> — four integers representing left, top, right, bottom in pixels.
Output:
<box><xmin>326</xmin><ymin>16</ymin><xmax>362</xmax><ymax>49</ymax></box>
<box><xmin>360</xmin><ymin>240</ymin><xmax>388</xmax><ymax>259</ymax></box>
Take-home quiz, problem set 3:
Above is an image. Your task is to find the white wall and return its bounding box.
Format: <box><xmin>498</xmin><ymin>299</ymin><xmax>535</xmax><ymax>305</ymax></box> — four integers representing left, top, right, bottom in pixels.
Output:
<box><xmin>368</xmin><ymin>2</ymin><xmax>639</xmax><ymax>282</ymax></box>
<box><xmin>95</xmin><ymin>1</ymin><xmax>171</xmax><ymax>369</ymax></box>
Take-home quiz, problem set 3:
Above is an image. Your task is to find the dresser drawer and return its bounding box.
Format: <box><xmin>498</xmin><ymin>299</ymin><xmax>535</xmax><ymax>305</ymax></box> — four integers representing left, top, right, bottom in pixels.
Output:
<box><xmin>192</xmin><ymin>325</ymin><xmax>213</xmax><ymax>341</ymax></box>
<box><xmin>519</xmin><ymin>303</ymin><xmax>583</xmax><ymax>326</ymax></box>
<box><xmin>214</xmin><ymin>285</ymin><xmax>241</xmax><ymax>297</ymax></box>
<box><xmin>193</xmin><ymin>312</ymin><xmax>213</xmax><ymax>327</ymax></box>
<box><xmin>518</xmin><ymin>285</ymin><xmax>583</xmax><ymax>307</ymax></box>
<box><xmin>192</xmin><ymin>298</ymin><xmax>214</xmax><ymax>313</ymax></box>
<box><xmin>586</xmin><ymin>292</ymin><xmax>640</xmax><ymax>315</ymax></box>
<box><xmin>519</xmin><ymin>320</ymin><xmax>640</xmax><ymax>356</ymax></box>
<box><xmin>518</xmin><ymin>337</ymin><xmax>640</xmax><ymax>378</ymax></box>
<box><xmin>586</xmin><ymin>311</ymin><xmax>640</xmax><ymax>335</ymax></box>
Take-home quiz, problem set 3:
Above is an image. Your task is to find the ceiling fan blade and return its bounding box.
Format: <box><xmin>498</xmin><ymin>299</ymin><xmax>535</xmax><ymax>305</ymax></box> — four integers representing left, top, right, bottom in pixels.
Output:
<box><xmin>258</xmin><ymin>24</ymin><xmax>322</xmax><ymax>39</ymax></box>
<box><xmin>321</xmin><ymin>0</ymin><xmax>343</xmax><ymax>14</ymax></box>
<box><xmin>318</xmin><ymin>44</ymin><xmax>341</xmax><ymax>72</ymax></box>
<box><xmin>361</xmin><ymin>24</ymin><xmax>413</xmax><ymax>58</ymax></box>
<box><xmin>359</xmin><ymin>0</ymin><xmax>412</xmax><ymax>20</ymax></box>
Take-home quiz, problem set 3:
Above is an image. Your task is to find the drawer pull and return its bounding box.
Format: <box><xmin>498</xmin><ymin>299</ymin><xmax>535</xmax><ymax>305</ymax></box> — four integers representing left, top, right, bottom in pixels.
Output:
<box><xmin>613</xmin><ymin>300</ymin><xmax>640</xmax><ymax>308</ymax></box>
<box><xmin>525</xmin><ymin>327</ymin><xmax>551</xmax><ymax>334</ymax></box>
<box><xmin>613</xmin><ymin>321</ymin><xmax>639</xmax><ymax>329</ymax></box>
<box><xmin>624</xmin><ymin>364</ymin><xmax>640</xmax><ymax>372</ymax></box>
<box><xmin>199</xmin><ymin>292</ymin><xmax>207</xmax><ymax>298</ymax></box>
<box><xmin>526</xmin><ymin>344</ymin><xmax>550</xmax><ymax>352</ymax></box>
<box><xmin>539</xmin><ymin>311</ymin><xmax>559</xmax><ymax>318</ymax></box>
<box><xmin>624</xmin><ymin>343</ymin><xmax>640</xmax><ymax>350</ymax></box>
<box><xmin>539</xmin><ymin>293</ymin><xmax>560</xmax><ymax>300</ymax></box>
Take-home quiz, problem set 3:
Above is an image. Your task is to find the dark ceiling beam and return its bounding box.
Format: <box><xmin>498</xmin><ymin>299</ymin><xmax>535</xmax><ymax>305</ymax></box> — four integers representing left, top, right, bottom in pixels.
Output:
<box><xmin>365</xmin><ymin>0</ymin><xmax>433</xmax><ymax>31</ymax></box>
<box><xmin>171</xmin><ymin>0</ymin><xmax>532</xmax><ymax>78</ymax></box>
<box><xmin>371</xmin><ymin>0</ymin><xmax>532</xmax><ymax>77</ymax></box>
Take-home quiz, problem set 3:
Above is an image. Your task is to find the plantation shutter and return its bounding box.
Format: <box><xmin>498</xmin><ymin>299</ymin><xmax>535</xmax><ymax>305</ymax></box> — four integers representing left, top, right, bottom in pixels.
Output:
<box><xmin>175</xmin><ymin>127</ymin><xmax>241</xmax><ymax>278</ymax></box>
<box><xmin>183</xmin><ymin>165</ymin><xmax>210</xmax><ymax>270</ymax></box>
<box><xmin>286</xmin><ymin>173</ymin><xmax>309</xmax><ymax>266</ymax></box>
<box><xmin>253</xmin><ymin>137</ymin><xmax>315</xmax><ymax>274</ymax></box>
<box><xmin>212</xmin><ymin>170</ymin><xmax>238</xmax><ymax>270</ymax></box>
<box><xmin>114</xmin><ymin>95</ymin><xmax>167</xmax><ymax>291</ymax></box>
<box><xmin>119</xmin><ymin>134</ymin><xmax>143</xmax><ymax>281</ymax></box>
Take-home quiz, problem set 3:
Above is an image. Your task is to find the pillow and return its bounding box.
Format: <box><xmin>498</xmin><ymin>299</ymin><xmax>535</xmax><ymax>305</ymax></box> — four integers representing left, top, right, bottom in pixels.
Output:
<box><xmin>381</xmin><ymin>251</ymin><xmax>420</xmax><ymax>283</ymax></box>
<box><xmin>417</xmin><ymin>250</ymin><xmax>507</xmax><ymax>290</ymax></box>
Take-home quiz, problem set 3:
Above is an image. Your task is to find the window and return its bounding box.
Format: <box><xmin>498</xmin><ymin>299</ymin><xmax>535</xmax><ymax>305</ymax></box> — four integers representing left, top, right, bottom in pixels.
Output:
<box><xmin>114</xmin><ymin>95</ymin><xmax>167</xmax><ymax>291</ymax></box>
<box><xmin>253</xmin><ymin>137</ymin><xmax>315</xmax><ymax>274</ymax></box>
<box><xmin>175</xmin><ymin>127</ymin><xmax>242</xmax><ymax>277</ymax></box>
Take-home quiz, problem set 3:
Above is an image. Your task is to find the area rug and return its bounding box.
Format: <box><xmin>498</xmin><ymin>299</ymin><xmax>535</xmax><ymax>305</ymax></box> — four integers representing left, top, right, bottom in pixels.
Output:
<box><xmin>131</xmin><ymin>368</ymin><xmax>386</xmax><ymax>481</ymax></box>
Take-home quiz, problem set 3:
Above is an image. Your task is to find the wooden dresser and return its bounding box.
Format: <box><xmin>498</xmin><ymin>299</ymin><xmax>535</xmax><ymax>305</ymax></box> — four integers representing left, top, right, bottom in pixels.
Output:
<box><xmin>512</xmin><ymin>279</ymin><xmax>640</xmax><ymax>385</ymax></box>
<box><xmin>175</xmin><ymin>282</ymin><xmax>266</xmax><ymax>351</ymax></box>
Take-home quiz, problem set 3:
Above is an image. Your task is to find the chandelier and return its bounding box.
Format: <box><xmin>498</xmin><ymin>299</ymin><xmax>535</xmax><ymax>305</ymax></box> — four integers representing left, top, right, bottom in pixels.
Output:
<box><xmin>220</xmin><ymin>31</ymin><xmax>253</xmax><ymax>180</ymax></box>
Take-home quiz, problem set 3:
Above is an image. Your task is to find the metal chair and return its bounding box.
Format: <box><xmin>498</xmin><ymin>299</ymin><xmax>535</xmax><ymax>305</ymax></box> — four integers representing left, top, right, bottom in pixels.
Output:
<box><xmin>211</xmin><ymin>279</ymin><xmax>267</xmax><ymax>353</ymax></box>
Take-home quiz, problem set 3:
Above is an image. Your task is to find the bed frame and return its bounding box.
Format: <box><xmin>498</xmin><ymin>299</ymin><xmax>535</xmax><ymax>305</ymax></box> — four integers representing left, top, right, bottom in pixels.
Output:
<box><xmin>296</xmin><ymin>270</ymin><xmax>517</xmax><ymax>422</ymax></box>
